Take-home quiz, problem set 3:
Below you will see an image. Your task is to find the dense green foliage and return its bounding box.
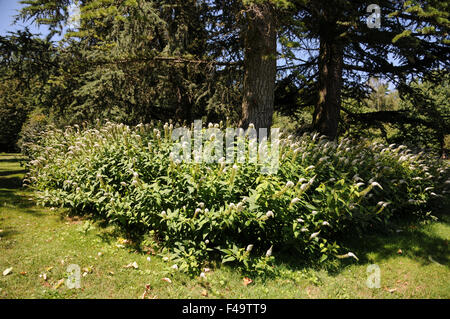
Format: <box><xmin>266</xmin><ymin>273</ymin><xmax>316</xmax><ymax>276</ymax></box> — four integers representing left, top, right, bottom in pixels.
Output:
<box><xmin>0</xmin><ymin>78</ymin><xmax>30</xmax><ymax>152</ymax></box>
<box><xmin>277</xmin><ymin>0</ymin><xmax>449</xmax><ymax>142</ymax></box>
<box><xmin>2</xmin><ymin>154</ymin><xmax>449</xmax><ymax>299</ymax></box>
<box><xmin>12</xmin><ymin>0</ymin><xmax>246</xmax><ymax>125</ymax></box>
<box><xmin>0</xmin><ymin>29</ymin><xmax>56</xmax><ymax>152</ymax></box>
<box><xmin>0</xmin><ymin>0</ymin><xmax>447</xmax><ymax>152</ymax></box>
<box><xmin>341</xmin><ymin>74</ymin><xmax>450</xmax><ymax>155</ymax></box>
<box><xmin>24</xmin><ymin>122</ymin><xmax>449</xmax><ymax>275</ymax></box>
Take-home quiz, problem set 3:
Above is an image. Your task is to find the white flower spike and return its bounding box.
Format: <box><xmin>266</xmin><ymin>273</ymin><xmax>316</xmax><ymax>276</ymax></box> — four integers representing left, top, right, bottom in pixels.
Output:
<box><xmin>266</xmin><ymin>245</ymin><xmax>273</xmax><ymax>257</ymax></box>
<box><xmin>266</xmin><ymin>211</ymin><xmax>274</xmax><ymax>218</ymax></box>
<box><xmin>336</xmin><ymin>252</ymin><xmax>359</xmax><ymax>261</ymax></box>
<box><xmin>310</xmin><ymin>231</ymin><xmax>320</xmax><ymax>240</ymax></box>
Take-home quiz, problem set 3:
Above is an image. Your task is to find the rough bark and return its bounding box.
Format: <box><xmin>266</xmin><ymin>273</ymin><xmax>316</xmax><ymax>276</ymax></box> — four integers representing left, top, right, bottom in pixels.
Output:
<box><xmin>239</xmin><ymin>3</ymin><xmax>277</xmax><ymax>131</ymax></box>
<box><xmin>312</xmin><ymin>36</ymin><xmax>344</xmax><ymax>140</ymax></box>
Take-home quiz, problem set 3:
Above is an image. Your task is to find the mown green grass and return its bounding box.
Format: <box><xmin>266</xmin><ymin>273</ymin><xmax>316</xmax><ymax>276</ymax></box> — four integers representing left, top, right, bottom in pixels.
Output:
<box><xmin>0</xmin><ymin>153</ymin><xmax>449</xmax><ymax>299</ymax></box>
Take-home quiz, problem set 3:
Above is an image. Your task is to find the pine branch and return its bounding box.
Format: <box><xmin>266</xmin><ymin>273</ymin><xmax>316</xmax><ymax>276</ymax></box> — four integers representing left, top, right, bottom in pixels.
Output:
<box><xmin>87</xmin><ymin>56</ymin><xmax>241</xmax><ymax>67</ymax></box>
<box><xmin>341</xmin><ymin>106</ymin><xmax>442</xmax><ymax>131</ymax></box>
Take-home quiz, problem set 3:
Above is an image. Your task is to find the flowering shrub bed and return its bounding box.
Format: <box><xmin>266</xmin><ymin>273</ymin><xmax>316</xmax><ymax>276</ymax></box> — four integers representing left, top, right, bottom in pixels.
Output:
<box><xmin>24</xmin><ymin>122</ymin><xmax>449</xmax><ymax>275</ymax></box>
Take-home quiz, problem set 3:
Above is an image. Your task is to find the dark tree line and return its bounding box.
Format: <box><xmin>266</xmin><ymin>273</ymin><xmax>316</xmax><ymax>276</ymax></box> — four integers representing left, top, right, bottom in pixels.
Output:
<box><xmin>0</xmin><ymin>0</ymin><xmax>448</xmax><ymax>153</ymax></box>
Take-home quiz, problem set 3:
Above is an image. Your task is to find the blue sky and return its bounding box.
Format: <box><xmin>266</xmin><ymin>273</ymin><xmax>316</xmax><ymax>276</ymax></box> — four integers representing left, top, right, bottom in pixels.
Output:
<box><xmin>0</xmin><ymin>0</ymin><xmax>50</xmax><ymax>36</ymax></box>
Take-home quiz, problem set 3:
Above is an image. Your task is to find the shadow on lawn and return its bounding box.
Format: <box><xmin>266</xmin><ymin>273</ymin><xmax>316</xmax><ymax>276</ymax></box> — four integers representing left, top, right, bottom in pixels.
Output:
<box><xmin>0</xmin><ymin>156</ymin><xmax>26</xmax><ymax>189</ymax></box>
<box><xmin>345</xmin><ymin>227</ymin><xmax>448</xmax><ymax>266</ymax></box>
<box><xmin>0</xmin><ymin>169</ymin><xmax>26</xmax><ymax>177</ymax></box>
<box><xmin>0</xmin><ymin>188</ymin><xmax>39</xmax><ymax>210</ymax></box>
<box><xmin>275</xmin><ymin>217</ymin><xmax>449</xmax><ymax>278</ymax></box>
<box><xmin>0</xmin><ymin>157</ymin><xmax>23</xmax><ymax>163</ymax></box>
<box><xmin>58</xmin><ymin>208</ymin><xmax>137</xmax><ymax>248</ymax></box>
<box><xmin>0</xmin><ymin>176</ymin><xmax>26</xmax><ymax>189</ymax></box>
<box><xmin>0</xmin><ymin>157</ymin><xmax>44</xmax><ymax>217</ymax></box>
<box><xmin>0</xmin><ymin>225</ymin><xmax>20</xmax><ymax>241</ymax></box>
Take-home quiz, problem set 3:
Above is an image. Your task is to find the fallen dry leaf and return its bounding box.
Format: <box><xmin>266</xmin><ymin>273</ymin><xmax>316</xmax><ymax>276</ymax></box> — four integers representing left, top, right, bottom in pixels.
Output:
<box><xmin>124</xmin><ymin>262</ymin><xmax>139</xmax><ymax>269</ymax></box>
<box><xmin>20</xmin><ymin>271</ymin><xmax>27</xmax><ymax>276</ymax></box>
<box><xmin>3</xmin><ymin>267</ymin><xmax>13</xmax><ymax>276</ymax></box>
<box><xmin>145</xmin><ymin>247</ymin><xmax>157</xmax><ymax>255</ymax></box>
<box><xmin>201</xmin><ymin>289</ymin><xmax>208</xmax><ymax>297</ymax></box>
<box><xmin>243</xmin><ymin>277</ymin><xmax>253</xmax><ymax>286</ymax></box>
<box><xmin>162</xmin><ymin>277</ymin><xmax>172</xmax><ymax>284</ymax></box>
<box><xmin>82</xmin><ymin>266</ymin><xmax>93</xmax><ymax>273</ymax></box>
<box><xmin>54</xmin><ymin>279</ymin><xmax>65</xmax><ymax>289</ymax></box>
<box><xmin>141</xmin><ymin>284</ymin><xmax>151</xmax><ymax>299</ymax></box>
<box><xmin>384</xmin><ymin>287</ymin><xmax>397</xmax><ymax>293</ymax></box>
<box><xmin>118</xmin><ymin>238</ymin><xmax>131</xmax><ymax>245</ymax></box>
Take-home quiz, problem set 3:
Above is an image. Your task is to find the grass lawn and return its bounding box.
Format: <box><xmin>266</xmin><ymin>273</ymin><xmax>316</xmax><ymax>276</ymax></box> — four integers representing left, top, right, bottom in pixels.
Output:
<box><xmin>0</xmin><ymin>153</ymin><xmax>449</xmax><ymax>299</ymax></box>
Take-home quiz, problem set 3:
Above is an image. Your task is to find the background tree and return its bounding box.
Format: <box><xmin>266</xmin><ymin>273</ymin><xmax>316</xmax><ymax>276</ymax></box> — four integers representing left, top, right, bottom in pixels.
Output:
<box><xmin>0</xmin><ymin>29</ymin><xmax>56</xmax><ymax>151</ymax></box>
<box><xmin>12</xmin><ymin>0</ymin><xmax>242</xmax><ymax>125</ymax></box>
<box><xmin>239</xmin><ymin>1</ymin><xmax>277</xmax><ymax>130</ymax></box>
<box><xmin>13</xmin><ymin>0</ymin><xmax>296</xmax><ymax>130</ymax></box>
<box><xmin>277</xmin><ymin>0</ymin><xmax>449</xmax><ymax>140</ymax></box>
<box><xmin>1</xmin><ymin>0</ymin><xmax>448</xmax><ymax>154</ymax></box>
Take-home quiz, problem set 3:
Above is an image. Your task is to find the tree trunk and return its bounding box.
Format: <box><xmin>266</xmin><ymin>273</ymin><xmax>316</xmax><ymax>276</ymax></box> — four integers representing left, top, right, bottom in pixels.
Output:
<box><xmin>312</xmin><ymin>37</ymin><xmax>344</xmax><ymax>139</ymax></box>
<box><xmin>240</xmin><ymin>3</ymin><xmax>277</xmax><ymax>131</ymax></box>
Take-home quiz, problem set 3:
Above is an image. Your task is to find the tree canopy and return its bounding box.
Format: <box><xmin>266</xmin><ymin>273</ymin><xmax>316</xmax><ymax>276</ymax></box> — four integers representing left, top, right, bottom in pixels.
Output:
<box><xmin>0</xmin><ymin>0</ymin><xmax>448</xmax><ymax>153</ymax></box>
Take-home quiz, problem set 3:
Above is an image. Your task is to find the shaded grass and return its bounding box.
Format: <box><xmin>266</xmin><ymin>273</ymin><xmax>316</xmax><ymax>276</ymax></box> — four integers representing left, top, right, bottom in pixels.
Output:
<box><xmin>0</xmin><ymin>153</ymin><xmax>449</xmax><ymax>299</ymax></box>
